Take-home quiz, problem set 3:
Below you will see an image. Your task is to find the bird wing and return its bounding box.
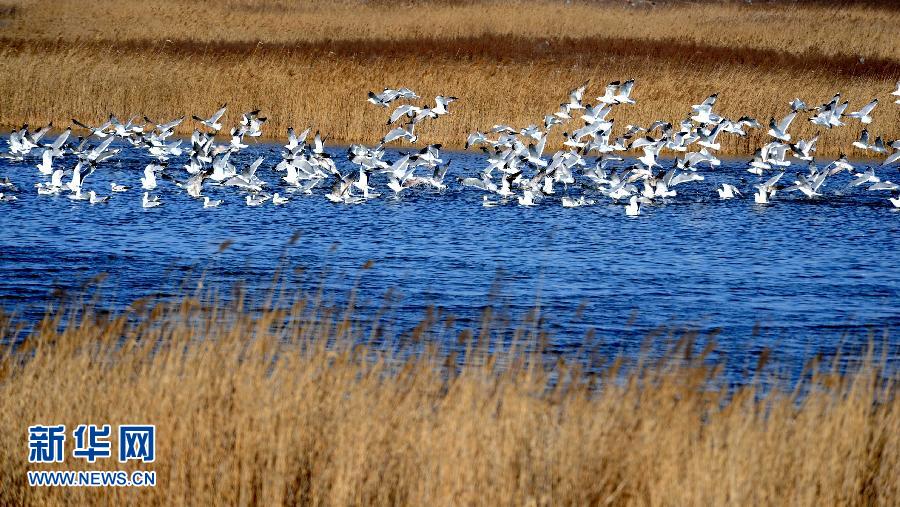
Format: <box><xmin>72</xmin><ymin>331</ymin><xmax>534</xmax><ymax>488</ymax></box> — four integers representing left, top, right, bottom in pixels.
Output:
<box><xmin>777</xmin><ymin>111</ymin><xmax>797</xmax><ymax>132</ymax></box>
<box><xmin>209</xmin><ymin>104</ymin><xmax>227</xmax><ymax>123</ymax></box>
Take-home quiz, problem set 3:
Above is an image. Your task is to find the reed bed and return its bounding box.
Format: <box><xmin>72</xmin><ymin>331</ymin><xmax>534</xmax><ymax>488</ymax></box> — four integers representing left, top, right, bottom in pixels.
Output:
<box><xmin>1</xmin><ymin>0</ymin><xmax>899</xmax><ymax>156</ymax></box>
<box><xmin>0</xmin><ymin>291</ymin><xmax>897</xmax><ymax>505</ymax></box>
<box><xmin>5</xmin><ymin>1</ymin><xmax>899</xmax><ymax>61</ymax></box>
<box><xmin>1</xmin><ymin>42</ymin><xmax>897</xmax><ymax>156</ymax></box>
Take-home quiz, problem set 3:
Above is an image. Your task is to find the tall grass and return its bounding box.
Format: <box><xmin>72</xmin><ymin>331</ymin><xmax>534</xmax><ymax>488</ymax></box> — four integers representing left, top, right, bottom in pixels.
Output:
<box><xmin>0</xmin><ymin>291</ymin><xmax>897</xmax><ymax>505</ymax></box>
<box><xmin>6</xmin><ymin>1</ymin><xmax>899</xmax><ymax>61</ymax></box>
<box><xmin>1</xmin><ymin>0</ymin><xmax>898</xmax><ymax>156</ymax></box>
<box><xmin>1</xmin><ymin>42</ymin><xmax>897</xmax><ymax>156</ymax></box>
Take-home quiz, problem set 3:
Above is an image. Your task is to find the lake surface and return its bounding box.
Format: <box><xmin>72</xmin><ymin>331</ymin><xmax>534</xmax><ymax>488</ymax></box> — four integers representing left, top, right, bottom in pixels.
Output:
<box><xmin>1</xmin><ymin>139</ymin><xmax>898</xmax><ymax>379</ymax></box>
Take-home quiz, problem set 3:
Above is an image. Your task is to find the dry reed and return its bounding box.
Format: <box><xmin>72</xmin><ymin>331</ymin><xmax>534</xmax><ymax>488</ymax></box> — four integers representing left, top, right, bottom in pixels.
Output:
<box><xmin>0</xmin><ymin>289</ymin><xmax>897</xmax><ymax>505</ymax></box>
<box><xmin>1</xmin><ymin>1</ymin><xmax>898</xmax><ymax>156</ymax></box>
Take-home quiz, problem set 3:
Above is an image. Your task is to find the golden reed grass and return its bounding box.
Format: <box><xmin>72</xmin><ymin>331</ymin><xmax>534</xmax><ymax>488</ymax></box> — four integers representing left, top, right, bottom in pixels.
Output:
<box><xmin>0</xmin><ymin>290</ymin><xmax>897</xmax><ymax>505</ymax></box>
<box><xmin>0</xmin><ymin>1</ymin><xmax>899</xmax><ymax>156</ymax></box>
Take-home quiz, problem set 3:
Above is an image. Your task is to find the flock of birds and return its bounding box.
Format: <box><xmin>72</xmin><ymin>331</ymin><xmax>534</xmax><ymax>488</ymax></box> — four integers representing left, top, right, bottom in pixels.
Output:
<box><xmin>1</xmin><ymin>80</ymin><xmax>900</xmax><ymax>216</ymax></box>
<box><xmin>462</xmin><ymin>80</ymin><xmax>900</xmax><ymax>215</ymax></box>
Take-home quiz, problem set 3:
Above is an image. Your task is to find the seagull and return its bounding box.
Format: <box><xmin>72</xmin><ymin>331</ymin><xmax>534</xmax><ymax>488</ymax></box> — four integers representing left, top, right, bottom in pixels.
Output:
<box><xmin>768</xmin><ymin>112</ymin><xmax>797</xmax><ymax>142</ymax></box>
<box><xmin>868</xmin><ymin>181</ymin><xmax>899</xmax><ymax>192</ymax></box>
<box><xmin>430</xmin><ymin>95</ymin><xmax>458</xmax><ymax>116</ymax></box>
<box><xmin>387</xmin><ymin>104</ymin><xmax>422</xmax><ymax>125</ymax></box>
<box><xmin>852</xmin><ymin>129</ymin><xmax>872</xmax><ymax>150</ymax></box>
<box><xmin>141</xmin><ymin>163</ymin><xmax>163</xmax><ymax>190</ymax></box>
<box><xmin>272</xmin><ymin>193</ymin><xmax>289</xmax><ymax>205</ymax></box>
<box><xmin>691</xmin><ymin>93</ymin><xmax>718</xmax><ymax>113</ymax></box>
<box><xmin>72</xmin><ymin>118</ymin><xmax>112</xmax><ymax>138</ymax></box>
<box><xmin>754</xmin><ymin>172</ymin><xmax>784</xmax><ymax>204</ymax></box>
<box><xmin>517</xmin><ymin>189</ymin><xmax>537</xmax><ymax>207</ymax></box>
<box><xmin>809</xmin><ymin>95</ymin><xmax>847</xmax><ymax>128</ymax></box>
<box><xmin>142</xmin><ymin>192</ymin><xmax>161</xmax><ymax>208</ymax></box>
<box><xmin>889</xmin><ymin>195</ymin><xmax>900</xmax><ymax>208</ymax></box>
<box><xmin>785</xmin><ymin>172</ymin><xmax>826</xmax><ymax>198</ymax></box>
<box><xmin>543</xmin><ymin>114</ymin><xmax>564</xmax><ymax>129</ymax></box>
<box><xmin>382</xmin><ymin>125</ymin><xmax>417</xmax><ymax>144</ymax></box>
<box><xmin>36</xmin><ymin>149</ymin><xmax>54</xmax><ymax>175</ymax></box>
<box><xmin>596</xmin><ymin>81</ymin><xmax>620</xmax><ymax>105</ymax></box>
<box><xmin>561</xmin><ymin>196</ymin><xmax>593</xmax><ymax>207</ymax></box>
<box><xmin>367</xmin><ymin>87</ymin><xmax>418</xmax><ymax>107</ymax></box>
<box><xmin>46</xmin><ymin>128</ymin><xmax>71</xmax><ymax>158</ymax></box>
<box><xmin>625</xmin><ymin>195</ymin><xmax>641</xmax><ymax>216</ymax></box>
<box><xmin>789</xmin><ymin>98</ymin><xmax>807</xmax><ymax>112</ymax></box>
<box><xmin>88</xmin><ymin>191</ymin><xmax>109</xmax><ymax>204</ymax></box>
<box><xmin>850</xmin><ymin>167</ymin><xmax>879</xmax><ymax>187</ymax></box>
<box><xmin>482</xmin><ymin>195</ymin><xmax>500</xmax><ymax>207</ymax></box>
<box><xmin>36</xmin><ymin>170</ymin><xmax>64</xmax><ymax>195</ymax></box>
<box><xmin>111</xmin><ymin>182</ymin><xmax>129</xmax><ymax>192</ymax></box>
<box><xmin>564</xmin><ymin>82</ymin><xmax>589</xmax><ymax>111</ymax></box>
<box><xmin>612</xmin><ymin>79</ymin><xmax>636</xmax><ymax>105</ymax></box>
<box><xmin>846</xmin><ymin>99</ymin><xmax>878</xmax><ymax>124</ymax></box>
<box><xmin>66</xmin><ymin>162</ymin><xmax>86</xmax><ymax>194</ymax></box>
<box><xmin>238</xmin><ymin>110</ymin><xmax>267</xmax><ymax>137</ymax></box>
<box><xmin>144</xmin><ymin>115</ymin><xmax>184</xmax><ymax>136</ymax></box>
<box><xmin>192</xmin><ymin>103</ymin><xmax>227</xmax><ymax>132</ymax></box>
<box><xmin>883</xmin><ymin>141</ymin><xmax>900</xmax><ymax>166</ymax></box>
<box><xmin>203</xmin><ymin>196</ymin><xmax>222</xmax><ymax>208</ymax></box>
<box><xmin>791</xmin><ymin>135</ymin><xmax>818</xmax><ymax>161</ymax></box>
<box><xmin>245</xmin><ymin>193</ymin><xmax>270</xmax><ymax>206</ymax></box>
<box><xmin>717</xmin><ymin>183</ymin><xmax>742</xmax><ymax>199</ymax></box>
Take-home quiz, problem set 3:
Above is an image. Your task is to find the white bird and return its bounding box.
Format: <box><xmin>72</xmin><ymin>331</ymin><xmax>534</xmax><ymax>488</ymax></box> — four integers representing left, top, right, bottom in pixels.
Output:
<box><xmin>883</xmin><ymin>147</ymin><xmax>900</xmax><ymax>167</ymax></box>
<box><xmin>203</xmin><ymin>196</ymin><xmax>222</xmax><ymax>208</ymax></box>
<box><xmin>564</xmin><ymin>82</ymin><xmax>588</xmax><ymax>110</ymax></box>
<box><xmin>72</xmin><ymin>118</ymin><xmax>112</xmax><ymax>138</ymax></box>
<box><xmin>869</xmin><ymin>181</ymin><xmax>898</xmax><ymax>192</ymax></box>
<box><xmin>272</xmin><ymin>193</ymin><xmax>289</xmax><ymax>205</ymax></box>
<box><xmin>382</xmin><ymin>125</ymin><xmax>417</xmax><ymax>144</ymax></box>
<box><xmin>141</xmin><ymin>164</ymin><xmax>162</xmax><ymax>190</ymax></box>
<box><xmin>142</xmin><ymin>192</ymin><xmax>161</xmax><ymax>208</ymax></box>
<box><xmin>482</xmin><ymin>195</ymin><xmax>500</xmax><ymax>207</ymax></box>
<box><xmin>768</xmin><ymin>112</ymin><xmax>797</xmax><ymax>142</ymax></box>
<box><xmin>846</xmin><ymin>99</ymin><xmax>878</xmax><ymax>124</ymax></box>
<box><xmin>36</xmin><ymin>149</ymin><xmax>54</xmax><ymax>175</ymax></box>
<box><xmin>852</xmin><ymin>129</ymin><xmax>872</xmax><ymax>150</ymax></box>
<box><xmin>36</xmin><ymin>170</ymin><xmax>65</xmax><ymax>195</ymax></box>
<box><xmin>625</xmin><ymin>195</ymin><xmax>641</xmax><ymax>216</ymax></box>
<box><xmin>238</xmin><ymin>110</ymin><xmax>266</xmax><ymax>138</ymax></box>
<box><xmin>612</xmin><ymin>79</ymin><xmax>636</xmax><ymax>105</ymax></box>
<box><xmin>850</xmin><ymin>167</ymin><xmax>879</xmax><ymax>187</ymax></box>
<box><xmin>717</xmin><ymin>183</ymin><xmax>742</xmax><ymax>200</ymax></box>
<box><xmin>66</xmin><ymin>162</ymin><xmax>85</xmax><ymax>194</ymax></box>
<box><xmin>791</xmin><ymin>135</ymin><xmax>818</xmax><ymax>161</ymax></box>
<box><xmin>245</xmin><ymin>194</ymin><xmax>270</xmax><ymax>207</ymax></box>
<box><xmin>789</xmin><ymin>98</ymin><xmax>807</xmax><ymax>112</ymax></box>
<box><xmin>754</xmin><ymin>172</ymin><xmax>784</xmax><ymax>204</ymax></box>
<box><xmin>517</xmin><ymin>189</ymin><xmax>537</xmax><ymax>207</ymax></box>
<box><xmin>110</xmin><ymin>182</ymin><xmax>129</xmax><ymax>192</ymax></box>
<box><xmin>46</xmin><ymin>128</ymin><xmax>71</xmax><ymax>158</ymax></box>
<box><xmin>430</xmin><ymin>95</ymin><xmax>457</xmax><ymax>117</ymax></box>
<box><xmin>88</xmin><ymin>191</ymin><xmax>109</xmax><ymax>204</ymax></box>
<box><xmin>368</xmin><ymin>87</ymin><xmax>418</xmax><ymax>107</ymax></box>
<box><xmin>388</xmin><ymin>104</ymin><xmax>422</xmax><ymax>125</ymax></box>
<box><xmin>192</xmin><ymin>103</ymin><xmax>227</xmax><ymax>132</ymax></box>
<box><xmin>561</xmin><ymin>196</ymin><xmax>593</xmax><ymax>208</ymax></box>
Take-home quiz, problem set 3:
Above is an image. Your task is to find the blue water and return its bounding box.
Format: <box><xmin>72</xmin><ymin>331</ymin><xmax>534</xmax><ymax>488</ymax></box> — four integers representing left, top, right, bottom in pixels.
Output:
<box><xmin>1</xmin><ymin>140</ymin><xmax>898</xmax><ymax>379</ymax></box>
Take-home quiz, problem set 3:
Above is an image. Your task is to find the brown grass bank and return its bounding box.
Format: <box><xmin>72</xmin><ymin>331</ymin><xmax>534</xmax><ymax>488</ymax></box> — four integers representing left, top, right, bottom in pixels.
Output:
<box><xmin>0</xmin><ymin>293</ymin><xmax>897</xmax><ymax>505</ymax></box>
<box><xmin>0</xmin><ymin>0</ymin><xmax>899</xmax><ymax>155</ymax></box>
